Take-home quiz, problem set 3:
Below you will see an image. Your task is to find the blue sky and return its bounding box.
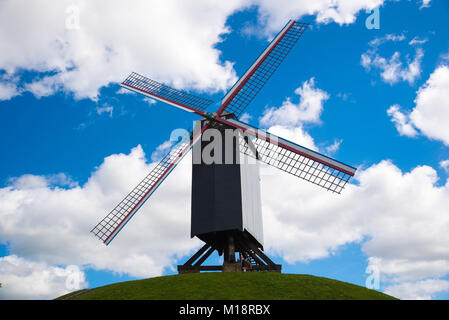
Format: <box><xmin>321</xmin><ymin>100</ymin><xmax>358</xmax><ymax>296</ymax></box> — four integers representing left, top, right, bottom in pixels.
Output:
<box><xmin>1</xmin><ymin>0</ymin><xmax>449</xmax><ymax>300</ymax></box>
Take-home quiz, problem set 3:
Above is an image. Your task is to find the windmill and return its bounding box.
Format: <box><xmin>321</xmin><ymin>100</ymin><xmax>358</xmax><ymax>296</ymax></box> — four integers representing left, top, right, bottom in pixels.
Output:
<box><xmin>91</xmin><ymin>20</ymin><xmax>357</xmax><ymax>273</ymax></box>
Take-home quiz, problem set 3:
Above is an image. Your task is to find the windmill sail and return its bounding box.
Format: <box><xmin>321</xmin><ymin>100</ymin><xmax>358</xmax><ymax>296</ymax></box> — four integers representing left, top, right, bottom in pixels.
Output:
<box><xmin>121</xmin><ymin>72</ymin><xmax>214</xmax><ymax>114</ymax></box>
<box><xmin>216</xmin><ymin>20</ymin><xmax>309</xmax><ymax>118</ymax></box>
<box><xmin>91</xmin><ymin>128</ymin><xmax>204</xmax><ymax>245</ymax></box>
<box><xmin>223</xmin><ymin>118</ymin><xmax>356</xmax><ymax>194</ymax></box>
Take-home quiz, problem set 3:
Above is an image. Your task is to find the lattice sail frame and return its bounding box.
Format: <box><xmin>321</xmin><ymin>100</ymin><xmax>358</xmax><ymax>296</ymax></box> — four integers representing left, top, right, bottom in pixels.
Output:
<box><xmin>91</xmin><ymin>129</ymin><xmax>202</xmax><ymax>245</ymax></box>
<box><xmin>225</xmin><ymin>118</ymin><xmax>356</xmax><ymax>194</ymax></box>
<box><xmin>121</xmin><ymin>72</ymin><xmax>214</xmax><ymax>114</ymax></box>
<box><xmin>240</xmin><ymin>137</ymin><xmax>352</xmax><ymax>194</ymax></box>
<box><xmin>217</xmin><ymin>20</ymin><xmax>309</xmax><ymax>118</ymax></box>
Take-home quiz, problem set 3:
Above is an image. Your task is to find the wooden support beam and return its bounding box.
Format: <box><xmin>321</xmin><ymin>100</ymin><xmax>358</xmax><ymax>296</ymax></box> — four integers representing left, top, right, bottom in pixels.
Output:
<box><xmin>246</xmin><ymin>249</ymin><xmax>265</xmax><ymax>266</ymax></box>
<box><xmin>228</xmin><ymin>233</ymin><xmax>235</xmax><ymax>263</ymax></box>
<box><xmin>193</xmin><ymin>246</ymin><xmax>215</xmax><ymax>267</ymax></box>
<box><xmin>183</xmin><ymin>243</ymin><xmax>210</xmax><ymax>266</ymax></box>
<box><xmin>248</xmin><ymin>244</ymin><xmax>276</xmax><ymax>266</ymax></box>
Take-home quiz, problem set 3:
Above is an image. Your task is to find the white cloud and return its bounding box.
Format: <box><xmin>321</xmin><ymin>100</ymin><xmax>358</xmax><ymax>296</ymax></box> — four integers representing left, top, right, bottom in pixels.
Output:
<box><xmin>0</xmin><ymin>81</ymin><xmax>20</xmax><ymax>101</ymax></box>
<box><xmin>0</xmin><ymin>0</ymin><xmax>243</xmax><ymax>100</ymax></box>
<box><xmin>419</xmin><ymin>0</ymin><xmax>431</xmax><ymax>9</ymax></box>
<box><xmin>0</xmin><ymin>0</ymin><xmax>393</xmax><ymax>101</ymax></box>
<box><xmin>409</xmin><ymin>65</ymin><xmax>449</xmax><ymax>145</ymax></box>
<box><xmin>369</xmin><ymin>33</ymin><xmax>406</xmax><ymax>47</ymax></box>
<box><xmin>0</xmin><ymin>255</ymin><xmax>87</xmax><ymax>300</ymax></box>
<box><xmin>96</xmin><ymin>104</ymin><xmax>113</xmax><ymax>117</ymax></box>
<box><xmin>2</xmin><ymin>137</ymin><xmax>449</xmax><ymax>299</ymax></box>
<box><xmin>116</xmin><ymin>87</ymin><xmax>135</xmax><ymax>95</ymax></box>
<box><xmin>252</xmin><ymin>0</ymin><xmax>387</xmax><ymax>36</ymax></box>
<box><xmin>256</xmin><ymin>85</ymin><xmax>448</xmax><ymax>296</ymax></box>
<box><xmin>24</xmin><ymin>76</ymin><xmax>61</xmax><ymax>99</ymax></box>
<box><xmin>258</xmin><ymin>78</ymin><xmax>329</xmax><ymax>157</ymax></box>
<box><xmin>0</xmin><ymin>145</ymin><xmax>201</xmax><ymax>299</ymax></box>
<box><xmin>385</xmin><ymin>279</ymin><xmax>449</xmax><ymax>300</ymax></box>
<box><xmin>267</xmin><ymin>125</ymin><xmax>318</xmax><ymax>151</ymax></box>
<box><xmin>387</xmin><ymin>104</ymin><xmax>419</xmax><ymax>137</ymax></box>
<box><xmin>8</xmin><ymin>173</ymin><xmax>77</xmax><ymax>190</ymax></box>
<box><xmin>260</xmin><ymin>78</ymin><xmax>329</xmax><ymax>127</ymax></box>
<box><xmin>143</xmin><ymin>97</ymin><xmax>157</xmax><ymax>106</ymax></box>
<box><xmin>262</xmin><ymin>160</ymin><xmax>449</xmax><ymax>297</ymax></box>
<box><xmin>150</xmin><ymin>140</ymin><xmax>173</xmax><ymax>162</ymax></box>
<box><xmin>361</xmin><ymin>48</ymin><xmax>424</xmax><ymax>85</ymax></box>
<box><xmin>239</xmin><ymin>112</ymin><xmax>252</xmax><ymax>123</ymax></box>
<box><xmin>440</xmin><ymin>160</ymin><xmax>449</xmax><ymax>173</ymax></box>
<box><xmin>385</xmin><ymin>65</ymin><xmax>449</xmax><ymax>145</ymax></box>
<box><xmin>409</xmin><ymin>36</ymin><xmax>428</xmax><ymax>46</ymax></box>
<box><xmin>325</xmin><ymin>138</ymin><xmax>343</xmax><ymax>155</ymax></box>
<box><xmin>254</xmin><ymin>86</ymin><xmax>449</xmax><ymax>293</ymax></box>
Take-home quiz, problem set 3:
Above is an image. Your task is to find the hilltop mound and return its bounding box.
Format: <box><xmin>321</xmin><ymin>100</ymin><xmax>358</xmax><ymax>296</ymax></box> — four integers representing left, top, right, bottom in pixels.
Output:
<box><xmin>57</xmin><ymin>272</ymin><xmax>396</xmax><ymax>300</ymax></box>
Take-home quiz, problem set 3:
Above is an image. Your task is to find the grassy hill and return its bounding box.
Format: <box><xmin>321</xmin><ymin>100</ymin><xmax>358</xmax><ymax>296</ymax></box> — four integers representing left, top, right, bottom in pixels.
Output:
<box><xmin>57</xmin><ymin>272</ymin><xmax>396</xmax><ymax>300</ymax></box>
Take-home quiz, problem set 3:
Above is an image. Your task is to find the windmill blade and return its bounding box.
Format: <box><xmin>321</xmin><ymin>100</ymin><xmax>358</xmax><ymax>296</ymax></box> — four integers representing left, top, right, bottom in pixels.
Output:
<box><xmin>221</xmin><ymin>118</ymin><xmax>356</xmax><ymax>194</ymax></box>
<box><xmin>216</xmin><ymin>20</ymin><xmax>309</xmax><ymax>118</ymax></box>
<box><xmin>91</xmin><ymin>126</ymin><xmax>207</xmax><ymax>245</ymax></box>
<box><xmin>121</xmin><ymin>72</ymin><xmax>213</xmax><ymax>115</ymax></box>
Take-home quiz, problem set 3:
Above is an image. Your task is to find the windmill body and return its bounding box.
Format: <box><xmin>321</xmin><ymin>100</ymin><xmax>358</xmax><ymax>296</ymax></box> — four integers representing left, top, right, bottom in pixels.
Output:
<box><xmin>90</xmin><ymin>20</ymin><xmax>357</xmax><ymax>273</ymax></box>
<box><xmin>191</xmin><ymin>115</ymin><xmax>264</xmax><ymax>268</ymax></box>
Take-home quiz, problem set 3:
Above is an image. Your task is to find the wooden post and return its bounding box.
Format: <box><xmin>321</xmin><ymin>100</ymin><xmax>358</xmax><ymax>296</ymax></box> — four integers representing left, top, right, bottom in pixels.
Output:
<box><xmin>228</xmin><ymin>232</ymin><xmax>235</xmax><ymax>263</ymax></box>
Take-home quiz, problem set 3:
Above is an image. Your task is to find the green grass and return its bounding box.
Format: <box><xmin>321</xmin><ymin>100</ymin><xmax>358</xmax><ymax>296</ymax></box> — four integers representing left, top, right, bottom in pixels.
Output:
<box><xmin>57</xmin><ymin>272</ymin><xmax>397</xmax><ymax>300</ymax></box>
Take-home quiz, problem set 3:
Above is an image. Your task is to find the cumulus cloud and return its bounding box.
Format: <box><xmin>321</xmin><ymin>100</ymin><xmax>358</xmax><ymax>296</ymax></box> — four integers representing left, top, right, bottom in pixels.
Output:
<box><xmin>361</xmin><ymin>48</ymin><xmax>424</xmax><ymax>85</ymax></box>
<box><xmin>2</xmin><ymin>139</ymin><xmax>449</xmax><ymax>299</ymax></box>
<box><xmin>369</xmin><ymin>33</ymin><xmax>406</xmax><ymax>47</ymax></box>
<box><xmin>0</xmin><ymin>81</ymin><xmax>20</xmax><ymax>101</ymax></box>
<box><xmin>386</xmin><ymin>65</ymin><xmax>449</xmax><ymax>145</ymax></box>
<box><xmin>266</xmin><ymin>125</ymin><xmax>318</xmax><ymax>151</ymax></box>
<box><xmin>143</xmin><ymin>97</ymin><xmax>157</xmax><ymax>106</ymax></box>
<box><xmin>258</xmin><ymin>78</ymin><xmax>331</xmax><ymax>161</ymax></box>
<box><xmin>409</xmin><ymin>36</ymin><xmax>428</xmax><ymax>46</ymax></box>
<box><xmin>258</xmin><ymin>76</ymin><xmax>449</xmax><ymax>299</ymax></box>
<box><xmin>440</xmin><ymin>160</ymin><xmax>449</xmax><ymax>173</ymax></box>
<box><xmin>325</xmin><ymin>138</ymin><xmax>343</xmax><ymax>155</ymax></box>
<box><xmin>0</xmin><ymin>0</ymin><xmax>242</xmax><ymax>100</ymax></box>
<box><xmin>419</xmin><ymin>0</ymin><xmax>431</xmax><ymax>9</ymax></box>
<box><xmin>387</xmin><ymin>104</ymin><xmax>419</xmax><ymax>137</ymax></box>
<box><xmin>252</xmin><ymin>0</ymin><xmax>387</xmax><ymax>36</ymax></box>
<box><xmin>385</xmin><ymin>279</ymin><xmax>449</xmax><ymax>300</ymax></box>
<box><xmin>409</xmin><ymin>65</ymin><xmax>449</xmax><ymax>145</ymax></box>
<box><xmin>96</xmin><ymin>104</ymin><xmax>114</xmax><ymax>117</ymax></box>
<box><xmin>261</xmin><ymin>160</ymin><xmax>449</xmax><ymax>299</ymax></box>
<box><xmin>150</xmin><ymin>140</ymin><xmax>173</xmax><ymax>162</ymax></box>
<box><xmin>0</xmin><ymin>145</ymin><xmax>201</xmax><ymax>299</ymax></box>
<box><xmin>0</xmin><ymin>255</ymin><xmax>87</xmax><ymax>300</ymax></box>
<box><xmin>260</xmin><ymin>78</ymin><xmax>329</xmax><ymax>127</ymax></box>
<box><xmin>0</xmin><ymin>0</ymin><xmax>393</xmax><ymax>101</ymax></box>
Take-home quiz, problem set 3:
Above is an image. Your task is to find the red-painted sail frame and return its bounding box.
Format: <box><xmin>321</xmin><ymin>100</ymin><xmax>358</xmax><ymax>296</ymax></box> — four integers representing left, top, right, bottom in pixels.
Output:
<box><xmin>216</xmin><ymin>20</ymin><xmax>309</xmax><ymax>118</ymax></box>
<box><xmin>121</xmin><ymin>72</ymin><xmax>213</xmax><ymax>116</ymax></box>
<box><xmin>91</xmin><ymin>125</ymin><xmax>209</xmax><ymax>245</ymax></box>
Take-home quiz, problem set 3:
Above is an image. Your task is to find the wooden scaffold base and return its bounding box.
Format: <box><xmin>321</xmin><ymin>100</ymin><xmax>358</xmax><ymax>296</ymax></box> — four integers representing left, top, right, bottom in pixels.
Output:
<box><xmin>177</xmin><ymin>231</ymin><xmax>281</xmax><ymax>274</ymax></box>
